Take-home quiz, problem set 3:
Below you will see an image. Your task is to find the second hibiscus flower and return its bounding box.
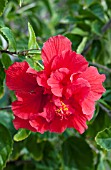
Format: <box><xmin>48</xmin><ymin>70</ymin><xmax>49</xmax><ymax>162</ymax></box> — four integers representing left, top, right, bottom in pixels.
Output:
<box><xmin>6</xmin><ymin>35</ymin><xmax>106</xmax><ymax>134</ymax></box>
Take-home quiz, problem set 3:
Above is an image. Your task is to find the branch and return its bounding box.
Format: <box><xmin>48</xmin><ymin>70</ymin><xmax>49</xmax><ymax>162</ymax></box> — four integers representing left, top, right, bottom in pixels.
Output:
<box><xmin>101</xmin><ymin>18</ymin><xmax>111</xmax><ymax>33</ymax></box>
<box><xmin>0</xmin><ymin>106</ymin><xmax>11</xmax><ymax>111</ymax></box>
<box><xmin>98</xmin><ymin>102</ymin><xmax>111</xmax><ymax>116</ymax></box>
<box><xmin>82</xmin><ymin>18</ymin><xmax>111</xmax><ymax>55</ymax></box>
<box><xmin>0</xmin><ymin>48</ymin><xmax>41</xmax><ymax>56</ymax></box>
<box><xmin>89</xmin><ymin>62</ymin><xmax>111</xmax><ymax>73</ymax></box>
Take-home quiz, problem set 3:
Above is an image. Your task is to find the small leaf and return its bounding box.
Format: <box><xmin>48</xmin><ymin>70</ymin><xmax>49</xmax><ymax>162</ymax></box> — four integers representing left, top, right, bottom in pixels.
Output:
<box><xmin>0</xmin><ymin>59</ymin><xmax>5</xmax><ymax>98</ymax></box>
<box><xmin>0</xmin><ymin>0</ymin><xmax>8</xmax><ymax>16</ymax></box>
<box><xmin>28</xmin><ymin>22</ymin><xmax>39</xmax><ymax>50</ymax></box>
<box><xmin>71</xmin><ymin>27</ymin><xmax>88</xmax><ymax>36</ymax></box>
<box><xmin>14</xmin><ymin>129</ymin><xmax>31</xmax><ymax>142</ymax></box>
<box><xmin>0</xmin><ymin>27</ymin><xmax>17</xmax><ymax>51</ymax></box>
<box><xmin>0</xmin><ymin>123</ymin><xmax>13</xmax><ymax>169</ymax></box>
<box><xmin>31</xmin><ymin>52</ymin><xmax>42</xmax><ymax>65</ymax></box>
<box><xmin>76</xmin><ymin>37</ymin><xmax>88</xmax><ymax>54</ymax></box>
<box><xmin>1</xmin><ymin>53</ymin><xmax>12</xmax><ymax>69</ymax></box>
<box><xmin>18</xmin><ymin>0</ymin><xmax>24</xmax><ymax>7</ymax></box>
<box><xmin>84</xmin><ymin>0</ymin><xmax>94</xmax><ymax>6</ymax></box>
<box><xmin>95</xmin><ymin>127</ymin><xmax>111</xmax><ymax>151</ymax></box>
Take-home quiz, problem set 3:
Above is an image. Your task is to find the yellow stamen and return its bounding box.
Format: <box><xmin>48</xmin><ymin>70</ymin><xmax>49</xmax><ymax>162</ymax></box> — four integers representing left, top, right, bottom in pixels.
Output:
<box><xmin>56</xmin><ymin>101</ymin><xmax>69</xmax><ymax>116</ymax></box>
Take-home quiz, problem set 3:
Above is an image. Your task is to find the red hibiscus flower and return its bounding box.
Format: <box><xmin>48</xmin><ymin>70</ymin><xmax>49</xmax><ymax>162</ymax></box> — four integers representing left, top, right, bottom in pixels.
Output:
<box><xmin>6</xmin><ymin>35</ymin><xmax>106</xmax><ymax>134</ymax></box>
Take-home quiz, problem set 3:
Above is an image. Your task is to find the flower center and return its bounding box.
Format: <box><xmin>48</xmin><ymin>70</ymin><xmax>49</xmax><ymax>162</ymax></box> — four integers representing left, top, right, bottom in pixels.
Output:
<box><xmin>56</xmin><ymin>101</ymin><xmax>70</xmax><ymax>119</ymax></box>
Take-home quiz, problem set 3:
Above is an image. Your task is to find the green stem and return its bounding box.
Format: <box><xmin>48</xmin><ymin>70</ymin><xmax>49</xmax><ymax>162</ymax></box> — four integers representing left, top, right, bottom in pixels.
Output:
<box><xmin>36</xmin><ymin>61</ymin><xmax>44</xmax><ymax>69</ymax></box>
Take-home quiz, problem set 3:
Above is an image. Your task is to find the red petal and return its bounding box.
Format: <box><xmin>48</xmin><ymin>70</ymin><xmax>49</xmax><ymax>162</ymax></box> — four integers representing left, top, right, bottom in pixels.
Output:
<box><xmin>79</xmin><ymin>66</ymin><xmax>106</xmax><ymax>101</ymax></box>
<box><xmin>47</xmin><ymin>68</ymin><xmax>69</xmax><ymax>97</ymax></box>
<box><xmin>26</xmin><ymin>67</ymin><xmax>38</xmax><ymax>75</ymax></box>
<box><xmin>37</xmin><ymin>71</ymin><xmax>49</xmax><ymax>88</ymax></box>
<box><xmin>68</xmin><ymin>114</ymin><xmax>88</xmax><ymax>134</ymax></box>
<box><xmin>49</xmin><ymin>117</ymin><xmax>67</xmax><ymax>133</ymax></box>
<box><xmin>38</xmin><ymin>102</ymin><xmax>56</xmax><ymax>122</ymax></box>
<box><xmin>6</xmin><ymin>61</ymin><xmax>37</xmax><ymax>92</ymax></box>
<box><xmin>66</xmin><ymin>78</ymin><xmax>90</xmax><ymax>99</ymax></box>
<box><xmin>12</xmin><ymin>89</ymin><xmax>44</xmax><ymax>119</ymax></box>
<box><xmin>51</xmin><ymin>51</ymin><xmax>88</xmax><ymax>73</ymax></box>
<box><xmin>42</xmin><ymin>35</ymin><xmax>72</xmax><ymax>69</ymax></box>
<box><xmin>13</xmin><ymin>116</ymin><xmax>36</xmax><ymax>132</ymax></box>
<box><xmin>29</xmin><ymin>116</ymin><xmax>49</xmax><ymax>134</ymax></box>
<box><xmin>81</xmin><ymin>94</ymin><xmax>95</xmax><ymax>116</ymax></box>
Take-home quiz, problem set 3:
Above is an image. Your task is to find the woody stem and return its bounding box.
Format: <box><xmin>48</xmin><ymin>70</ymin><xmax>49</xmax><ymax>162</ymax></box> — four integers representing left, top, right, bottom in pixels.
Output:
<box><xmin>0</xmin><ymin>48</ymin><xmax>41</xmax><ymax>56</ymax></box>
<box><xmin>0</xmin><ymin>106</ymin><xmax>12</xmax><ymax>111</ymax></box>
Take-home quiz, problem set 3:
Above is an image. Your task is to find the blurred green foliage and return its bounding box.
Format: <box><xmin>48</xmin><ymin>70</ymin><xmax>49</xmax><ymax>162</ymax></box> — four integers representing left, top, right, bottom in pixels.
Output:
<box><xmin>0</xmin><ymin>0</ymin><xmax>111</xmax><ymax>169</ymax></box>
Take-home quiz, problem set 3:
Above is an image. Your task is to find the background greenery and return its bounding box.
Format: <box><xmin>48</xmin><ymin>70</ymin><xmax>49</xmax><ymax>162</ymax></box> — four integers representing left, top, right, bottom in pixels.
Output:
<box><xmin>0</xmin><ymin>0</ymin><xmax>111</xmax><ymax>169</ymax></box>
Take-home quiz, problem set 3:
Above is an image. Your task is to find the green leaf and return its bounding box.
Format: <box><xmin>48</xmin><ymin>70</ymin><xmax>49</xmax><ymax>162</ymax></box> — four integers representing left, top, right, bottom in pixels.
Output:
<box><xmin>14</xmin><ymin>129</ymin><xmax>31</xmax><ymax>142</ymax></box>
<box><xmin>0</xmin><ymin>112</ymin><xmax>15</xmax><ymax>137</ymax></box>
<box><xmin>26</xmin><ymin>134</ymin><xmax>44</xmax><ymax>161</ymax></box>
<box><xmin>28</xmin><ymin>22</ymin><xmax>39</xmax><ymax>50</ymax></box>
<box><xmin>38</xmin><ymin>140</ymin><xmax>60</xmax><ymax>169</ymax></box>
<box><xmin>71</xmin><ymin>28</ymin><xmax>88</xmax><ymax>36</ymax></box>
<box><xmin>10</xmin><ymin>142</ymin><xmax>24</xmax><ymax>161</ymax></box>
<box><xmin>25</xmin><ymin>57</ymin><xmax>43</xmax><ymax>71</ymax></box>
<box><xmin>64</xmin><ymin>33</ymin><xmax>82</xmax><ymax>51</ymax></box>
<box><xmin>0</xmin><ymin>59</ymin><xmax>5</xmax><ymax>98</ymax></box>
<box><xmin>42</xmin><ymin>0</ymin><xmax>53</xmax><ymax>16</ymax></box>
<box><xmin>86</xmin><ymin>109</ymin><xmax>111</xmax><ymax>138</ymax></box>
<box><xmin>95</xmin><ymin>127</ymin><xmax>111</xmax><ymax>151</ymax></box>
<box><xmin>76</xmin><ymin>37</ymin><xmax>88</xmax><ymax>54</ymax></box>
<box><xmin>1</xmin><ymin>53</ymin><xmax>12</xmax><ymax>69</ymax></box>
<box><xmin>89</xmin><ymin>3</ymin><xmax>105</xmax><ymax>22</ymax></box>
<box><xmin>0</xmin><ymin>19</ymin><xmax>5</xmax><ymax>28</ymax></box>
<box><xmin>97</xmin><ymin>160</ymin><xmax>105</xmax><ymax>170</ymax></box>
<box><xmin>84</xmin><ymin>0</ymin><xmax>94</xmax><ymax>6</ymax></box>
<box><xmin>0</xmin><ymin>0</ymin><xmax>8</xmax><ymax>16</ymax></box>
<box><xmin>62</xmin><ymin>136</ymin><xmax>94</xmax><ymax>170</ymax></box>
<box><xmin>0</xmin><ymin>27</ymin><xmax>17</xmax><ymax>51</ymax></box>
<box><xmin>106</xmin><ymin>0</ymin><xmax>111</xmax><ymax>8</ymax></box>
<box><xmin>0</xmin><ymin>123</ymin><xmax>13</xmax><ymax>170</ymax></box>
<box><xmin>91</xmin><ymin>20</ymin><xmax>103</xmax><ymax>36</ymax></box>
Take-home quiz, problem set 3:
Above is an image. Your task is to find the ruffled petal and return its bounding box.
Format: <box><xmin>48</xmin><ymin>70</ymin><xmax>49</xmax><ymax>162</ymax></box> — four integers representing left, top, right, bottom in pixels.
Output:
<box><xmin>51</xmin><ymin>51</ymin><xmax>88</xmax><ymax>73</ymax></box>
<box><xmin>37</xmin><ymin>71</ymin><xmax>49</xmax><ymax>88</ymax></box>
<box><xmin>6</xmin><ymin>61</ymin><xmax>37</xmax><ymax>92</ymax></box>
<box><xmin>42</xmin><ymin>35</ymin><xmax>72</xmax><ymax>69</ymax></box>
<box><xmin>38</xmin><ymin>102</ymin><xmax>56</xmax><ymax>122</ymax></box>
<box><xmin>13</xmin><ymin>116</ymin><xmax>36</xmax><ymax>132</ymax></box>
<box><xmin>47</xmin><ymin>68</ymin><xmax>69</xmax><ymax>97</ymax></box>
<box><xmin>79</xmin><ymin>66</ymin><xmax>106</xmax><ymax>101</ymax></box>
<box><xmin>68</xmin><ymin>114</ymin><xmax>88</xmax><ymax>134</ymax></box>
<box><xmin>12</xmin><ymin>89</ymin><xmax>44</xmax><ymax>119</ymax></box>
<box><xmin>66</xmin><ymin>78</ymin><xmax>90</xmax><ymax>100</ymax></box>
<box><xmin>81</xmin><ymin>94</ymin><xmax>95</xmax><ymax>116</ymax></box>
<box><xmin>29</xmin><ymin>116</ymin><xmax>49</xmax><ymax>134</ymax></box>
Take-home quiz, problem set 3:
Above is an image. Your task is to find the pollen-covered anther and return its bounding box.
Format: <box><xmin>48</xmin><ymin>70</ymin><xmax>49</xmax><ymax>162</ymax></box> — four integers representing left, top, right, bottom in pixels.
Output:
<box><xmin>56</xmin><ymin>101</ymin><xmax>69</xmax><ymax>118</ymax></box>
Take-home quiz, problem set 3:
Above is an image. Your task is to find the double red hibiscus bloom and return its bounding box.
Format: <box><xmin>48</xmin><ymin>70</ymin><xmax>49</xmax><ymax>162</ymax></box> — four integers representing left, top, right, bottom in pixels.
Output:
<box><xmin>6</xmin><ymin>35</ymin><xmax>105</xmax><ymax>134</ymax></box>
